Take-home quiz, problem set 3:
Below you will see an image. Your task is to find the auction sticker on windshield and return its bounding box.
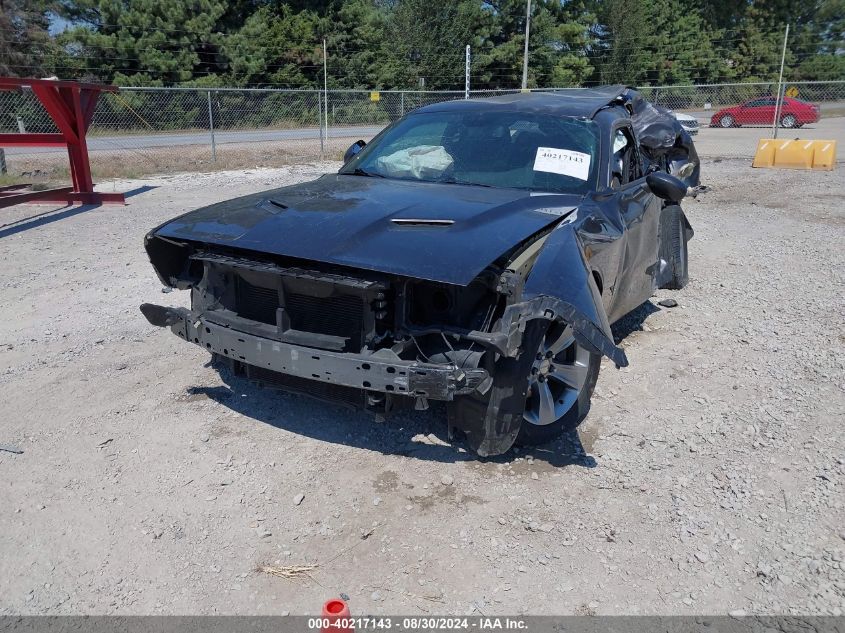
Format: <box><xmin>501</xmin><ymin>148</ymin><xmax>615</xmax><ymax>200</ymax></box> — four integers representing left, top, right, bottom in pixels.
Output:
<box><xmin>533</xmin><ymin>147</ymin><xmax>591</xmax><ymax>180</ymax></box>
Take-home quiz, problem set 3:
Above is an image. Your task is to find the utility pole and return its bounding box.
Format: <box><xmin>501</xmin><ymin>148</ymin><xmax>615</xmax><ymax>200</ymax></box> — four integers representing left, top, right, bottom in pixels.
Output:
<box><xmin>323</xmin><ymin>39</ymin><xmax>329</xmax><ymax>146</ymax></box>
<box><xmin>772</xmin><ymin>23</ymin><xmax>789</xmax><ymax>139</ymax></box>
<box><xmin>465</xmin><ymin>45</ymin><xmax>471</xmax><ymax>99</ymax></box>
<box><xmin>521</xmin><ymin>0</ymin><xmax>531</xmax><ymax>90</ymax></box>
<box><xmin>207</xmin><ymin>90</ymin><xmax>216</xmax><ymax>162</ymax></box>
<box><xmin>318</xmin><ymin>90</ymin><xmax>323</xmax><ymax>155</ymax></box>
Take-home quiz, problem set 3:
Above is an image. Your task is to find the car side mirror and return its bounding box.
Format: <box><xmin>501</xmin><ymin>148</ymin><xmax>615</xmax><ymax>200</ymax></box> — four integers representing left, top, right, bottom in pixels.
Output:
<box><xmin>646</xmin><ymin>172</ymin><xmax>687</xmax><ymax>202</ymax></box>
<box><xmin>344</xmin><ymin>140</ymin><xmax>366</xmax><ymax>163</ymax></box>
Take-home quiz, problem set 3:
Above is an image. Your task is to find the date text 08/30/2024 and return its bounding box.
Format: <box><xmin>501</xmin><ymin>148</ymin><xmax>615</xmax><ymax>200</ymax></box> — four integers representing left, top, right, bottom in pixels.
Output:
<box><xmin>308</xmin><ymin>617</ymin><xmax>528</xmax><ymax>630</ymax></box>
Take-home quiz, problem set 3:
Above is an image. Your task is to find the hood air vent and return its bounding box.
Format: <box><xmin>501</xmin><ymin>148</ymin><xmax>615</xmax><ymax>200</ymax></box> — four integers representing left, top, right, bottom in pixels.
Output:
<box><xmin>390</xmin><ymin>218</ymin><xmax>455</xmax><ymax>226</ymax></box>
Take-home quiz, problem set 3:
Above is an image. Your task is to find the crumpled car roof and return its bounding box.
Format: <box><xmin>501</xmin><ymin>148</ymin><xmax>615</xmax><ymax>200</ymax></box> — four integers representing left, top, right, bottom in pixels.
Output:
<box><xmin>627</xmin><ymin>90</ymin><xmax>688</xmax><ymax>150</ymax></box>
<box><xmin>417</xmin><ymin>86</ymin><xmax>688</xmax><ymax>153</ymax></box>
<box><xmin>417</xmin><ymin>85</ymin><xmax>628</xmax><ymax>119</ymax></box>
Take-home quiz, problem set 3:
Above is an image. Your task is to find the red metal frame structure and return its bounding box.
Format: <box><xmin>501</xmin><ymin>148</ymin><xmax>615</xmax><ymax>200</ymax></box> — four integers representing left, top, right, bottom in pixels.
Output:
<box><xmin>0</xmin><ymin>77</ymin><xmax>126</xmax><ymax>208</ymax></box>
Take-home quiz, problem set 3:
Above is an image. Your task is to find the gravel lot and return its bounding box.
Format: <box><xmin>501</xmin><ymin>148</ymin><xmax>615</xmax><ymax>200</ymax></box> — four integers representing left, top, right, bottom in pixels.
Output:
<box><xmin>0</xmin><ymin>159</ymin><xmax>842</xmax><ymax>616</ymax></box>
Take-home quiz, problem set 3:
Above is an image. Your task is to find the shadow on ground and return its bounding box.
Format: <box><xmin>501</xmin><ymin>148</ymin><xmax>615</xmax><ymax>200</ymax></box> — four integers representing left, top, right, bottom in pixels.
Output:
<box><xmin>186</xmin><ymin>373</ymin><xmax>596</xmax><ymax>468</ymax></box>
<box><xmin>0</xmin><ymin>185</ymin><xmax>157</xmax><ymax>238</ymax></box>
<box><xmin>611</xmin><ymin>300</ymin><xmax>661</xmax><ymax>343</ymax></box>
<box><xmin>182</xmin><ymin>299</ymin><xmax>663</xmax><ymax>465</ymax></box>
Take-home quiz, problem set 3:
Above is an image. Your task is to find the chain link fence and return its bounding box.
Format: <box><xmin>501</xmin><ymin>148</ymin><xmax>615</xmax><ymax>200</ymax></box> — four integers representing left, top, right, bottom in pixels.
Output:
<box><xmin>1</xmin><ymin>81</ymin><xmax>843</xmax><ymax>183</ymax></box>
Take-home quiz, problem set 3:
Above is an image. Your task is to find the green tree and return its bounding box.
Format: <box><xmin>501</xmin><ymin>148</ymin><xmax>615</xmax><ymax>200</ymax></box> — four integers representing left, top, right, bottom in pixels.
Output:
<box><xmin>590</xmin><ymin>0</ymin><xmax>653</xmax><ymax>84</ymax></box>
<box><xmin>727</xmin><ymin>0</ymin><xmax>823</xmax><ymax>83</ymax></box>
<box><xmin>642</xmin><ymin>0</ymin><xmax>725</xmax><ymax>84</ymax></box>
<box><xmin>324</xmin><ymin>0</ymin><xmax>391</xmax><ymax>88</ymax></box>
<box><xmin>791</xmin><ymin>0</ymin><xmax>845</xmax><ymax>81</ymax></box>
<box><xmin>469</xmin><ymin>0</ymin><xmax>594</xmax><ymax>89</ymax></box>
<box><xmin>590</xmin><ymin>0</ymin><xmax>724</xmax><ymax>86</ymax></box>
<box><xmin>539</xmin><ymin>0</ymin><xmax>596</xmax><ymax>87</ymax></box>
<box><xmin>729</xmin><ymin>7</ymin><xmax>788</xmax><ymax>81</ymax></box>
<box><xmin>56</xmin><ymin>0</ymin><xmax>229</xmax><ymax>85</ymax></box>
<box><xmin>382</xmin><ymin>0</ymin><xmax>491</xmax><ymax>89</ymax></box>
<box><xmin>44</xmin><ymin>0</ymin><xmax>845</xmax><ymax>89</ymax></box>
<box><xmin>0</xmin><ymin>0</ymin><xmax>59</xmax><ymax>77</ymax></box>
<box><xmin>220</xmin><ymin>4</ymin><xmax>323</xmax><ymax>87</ymax></box>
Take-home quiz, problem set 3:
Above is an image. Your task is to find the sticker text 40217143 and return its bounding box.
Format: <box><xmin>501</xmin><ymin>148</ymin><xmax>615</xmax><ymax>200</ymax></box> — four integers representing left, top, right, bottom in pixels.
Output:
<box><xmin>533</xmin><ymin>147</ymin><xmax>591</xmax><ymax>181</ymax></box>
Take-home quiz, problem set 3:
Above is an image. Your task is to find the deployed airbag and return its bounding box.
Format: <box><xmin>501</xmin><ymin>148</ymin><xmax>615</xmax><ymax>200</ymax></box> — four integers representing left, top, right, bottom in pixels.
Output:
<box><xmin>375</xmin><ymin>145</ymin><xmax>453</xmax><ymax>180</ymax></box>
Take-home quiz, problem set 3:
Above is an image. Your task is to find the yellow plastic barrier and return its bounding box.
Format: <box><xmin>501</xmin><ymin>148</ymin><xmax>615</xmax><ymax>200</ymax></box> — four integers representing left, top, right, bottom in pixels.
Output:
<box><xmin>776</xmin><ymin>139</ymin><xmax>815</xmax><ymax>169</ymax></box>
<box><xmin>752</xmin><ymin>139</ymin><xmax>776</xmax><ymax>167</ymax></box>
<box><xmin>752</xmin><ymin>138</ymin><xmax>837</xmax><ymax>170</ymax></box>
<box><xmin>812</xmin><ymin>140</ymin><xmax>837</xmax><ymax>170</ymax></box>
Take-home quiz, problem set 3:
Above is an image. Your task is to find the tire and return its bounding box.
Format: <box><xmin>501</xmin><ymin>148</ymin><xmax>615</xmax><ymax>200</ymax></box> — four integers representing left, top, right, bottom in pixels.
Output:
<box><xmin>780</xmin><ymin>114</ymin><xmax>797</xmax><ymax>128</ymax></box>
<box><xmin>448</xmin><ymin>321</ymin><xmax>600</xmax><ymax>455</ymax></box>
<box><xmin>659</xmin><ymin>204</ymin><xmax>689</xmax><ymax>290</ymax></box>
<box><xmin>516</xmin><ymin>320</ymin><xmax>601</xmax><ymax>447</ymax></box>
<box><xmin>719</xmin><ymin>114</ymin><xmax>735</xmax><ymax>128</ymax></box>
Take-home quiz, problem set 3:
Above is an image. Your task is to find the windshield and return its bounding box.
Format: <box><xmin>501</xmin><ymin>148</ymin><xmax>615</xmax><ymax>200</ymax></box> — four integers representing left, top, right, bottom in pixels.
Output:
<box><xmin>340</xmin><ymin>110</ymin><xmax>600</xmax><ymax>194</ymax></box>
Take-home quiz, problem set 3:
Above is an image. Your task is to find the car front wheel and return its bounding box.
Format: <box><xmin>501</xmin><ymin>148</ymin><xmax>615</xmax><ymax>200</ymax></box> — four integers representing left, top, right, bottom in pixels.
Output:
<box><xmin>448</xmin><ymin>320</ymin><xmax>600</xmax><ymax>456</ymax></box>
<box><xmin>516</xmin><ymin>321</ymin><xmax>601</xmax><ymax>447</ymax></box>
<box><xmin>719</xmin><ymin>114</ymin><xmax>735</xmax><ymax>128</ymax></box>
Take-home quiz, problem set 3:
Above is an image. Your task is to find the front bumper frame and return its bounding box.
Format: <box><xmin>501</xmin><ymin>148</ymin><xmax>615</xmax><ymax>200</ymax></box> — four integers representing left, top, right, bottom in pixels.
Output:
<box><xmin>141</xmin><ymin>304</ymin><xmax>487</xmax><ymax>401</ymax></box>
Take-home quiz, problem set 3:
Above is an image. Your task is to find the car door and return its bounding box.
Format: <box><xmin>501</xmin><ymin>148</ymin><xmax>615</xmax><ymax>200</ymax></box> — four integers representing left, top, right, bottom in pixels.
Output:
<box><xmin>606</xmin><ymin>124</ymin><xmax>663</xmax><ymax>322</ymax></box>
<box><xmin>739</xmin><ymin>97</ymin><xmax>775</xmax><ymax>125</ymax></box>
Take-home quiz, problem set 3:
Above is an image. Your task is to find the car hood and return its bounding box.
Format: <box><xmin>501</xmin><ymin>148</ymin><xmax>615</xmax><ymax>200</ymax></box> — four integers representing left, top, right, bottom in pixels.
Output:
<box><xmin>153</xmin><ymin>174</ymin><xmax>581</xmax><ymax>285</ymax></box>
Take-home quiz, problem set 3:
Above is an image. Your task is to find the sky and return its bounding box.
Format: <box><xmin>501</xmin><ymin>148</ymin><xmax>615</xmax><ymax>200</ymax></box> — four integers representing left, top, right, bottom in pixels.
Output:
<box><xmin>48</xmin><ymin>13</ymin><xmax>73</xmax><ymax>35</ymax></box>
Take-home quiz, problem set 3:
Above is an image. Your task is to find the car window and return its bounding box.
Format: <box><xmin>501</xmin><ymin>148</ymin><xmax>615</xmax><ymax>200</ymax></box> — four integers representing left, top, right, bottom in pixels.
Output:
<box><xmin>368</xmin><ymin>119</ymin><xmax>449</xmax><ymax>155</ymax></box>
<box><xmin>341</xmin><ymin>110</ymin><xmax>600</xmax><ymax>194</ymax></box>
<box><xmin>610</xmin><ymin>126</ymin><xmax>640</xmax><ymax>187</ymax></box>
<box><xmin>746</xmin><ymin>98</ymin><xmax>775</xmax><ymax>107</ymax></box>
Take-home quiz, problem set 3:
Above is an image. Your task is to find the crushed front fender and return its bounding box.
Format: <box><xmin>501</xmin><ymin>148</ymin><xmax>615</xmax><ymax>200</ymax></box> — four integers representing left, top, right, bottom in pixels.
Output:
<box><xmin>492</xmin><ymin>218</ymin><xmax>628</xmax><ymax>368</ymax></box>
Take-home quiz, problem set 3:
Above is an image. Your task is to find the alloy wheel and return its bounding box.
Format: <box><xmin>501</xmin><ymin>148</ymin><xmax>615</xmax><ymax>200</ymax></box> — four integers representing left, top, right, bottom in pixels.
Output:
<box><xmin>523</xmin><ymin>323</ymin><xmax>591</xmax><ymax>426</ymax></box>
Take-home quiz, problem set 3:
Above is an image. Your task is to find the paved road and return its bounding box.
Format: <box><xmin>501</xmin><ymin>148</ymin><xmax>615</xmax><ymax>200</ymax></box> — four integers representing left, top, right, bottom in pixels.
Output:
<box><xmin>681</xmin><ymin>100</ymin><xmax>844</xmax><ymax>123</ymax></box>
<box><xmin>3</xmin><ymin>124</ymin><xmax>386</xmax><ymax>156</ymax></box>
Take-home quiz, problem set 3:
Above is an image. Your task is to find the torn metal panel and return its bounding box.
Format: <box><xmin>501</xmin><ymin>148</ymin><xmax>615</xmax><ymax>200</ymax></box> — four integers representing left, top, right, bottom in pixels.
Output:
<box><xmin>141</xmin><ymin>303</ymin><xmax>488</xmax><ymax>401</ymax></box>
<box><xmin>628</xmin><ymin>91</ymin><xmax>701</xmax><ymax>187</ymax></box>
<box><xmin>488</xmin><ymin>215</ymin><xmax>628</xmax><ymax>368</ymax></box>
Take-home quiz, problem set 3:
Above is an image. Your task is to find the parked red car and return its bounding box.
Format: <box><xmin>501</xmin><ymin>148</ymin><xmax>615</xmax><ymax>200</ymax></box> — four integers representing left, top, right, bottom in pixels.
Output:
<box><xmin>710</xmin><ymin>96</ymin><xmax>820</xmax><ymax>128</ymax></box>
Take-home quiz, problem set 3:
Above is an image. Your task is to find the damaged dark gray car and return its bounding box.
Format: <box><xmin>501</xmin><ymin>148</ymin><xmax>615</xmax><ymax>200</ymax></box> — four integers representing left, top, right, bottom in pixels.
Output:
<box><xmin>141</xmin><ymin>86</ymin><xmax>697</xmax><ymax>457</ymax></box>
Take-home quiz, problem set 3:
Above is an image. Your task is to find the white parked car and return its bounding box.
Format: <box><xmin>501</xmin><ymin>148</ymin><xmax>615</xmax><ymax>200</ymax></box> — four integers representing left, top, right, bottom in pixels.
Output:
<box><xmin>672</xmin><ymin>111</ymin><xmax>699</xmax><ymax>135</ymax></box>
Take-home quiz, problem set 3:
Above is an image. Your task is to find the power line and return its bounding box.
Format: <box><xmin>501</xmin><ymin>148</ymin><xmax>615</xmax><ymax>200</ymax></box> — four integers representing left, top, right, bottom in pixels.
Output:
<box><xmin>49</xmin><ymin>18</ymin><xmax>821</xmax><ymax>42</ymax></box>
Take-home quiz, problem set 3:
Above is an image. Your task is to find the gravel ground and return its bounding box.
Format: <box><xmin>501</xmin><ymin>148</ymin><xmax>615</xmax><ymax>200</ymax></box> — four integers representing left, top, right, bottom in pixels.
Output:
<box><xmin>0</xmin><ymin>159</ymin><xmax>842</xmax><ymax>616</ymax></box>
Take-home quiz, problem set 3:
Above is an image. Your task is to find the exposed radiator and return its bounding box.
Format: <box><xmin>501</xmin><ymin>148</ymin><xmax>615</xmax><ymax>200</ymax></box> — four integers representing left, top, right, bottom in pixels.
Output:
<box><xmin>235</xmin><ymin>277</ymin><xmax>279</xmax><ymax>325</ymax></box>
<box><xmin>285</xmin><ymin>293</ymin><xmax>365</xmax><ymax>349</ymax></box>
<box><xmin>196</xmin><ymin>253</ymin><xmax>387</xmax><ymax>352</ymax></box>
